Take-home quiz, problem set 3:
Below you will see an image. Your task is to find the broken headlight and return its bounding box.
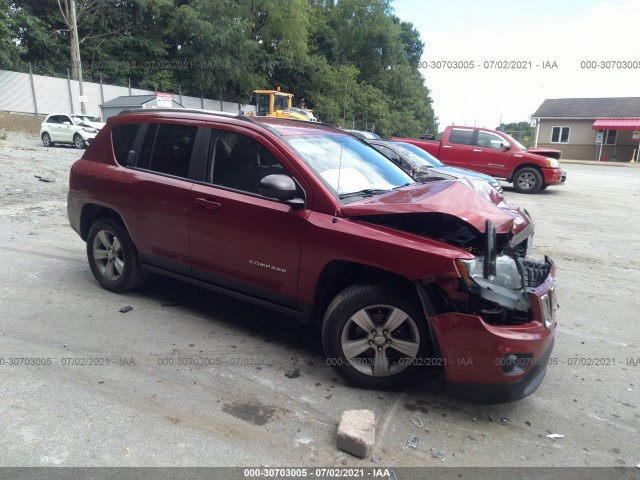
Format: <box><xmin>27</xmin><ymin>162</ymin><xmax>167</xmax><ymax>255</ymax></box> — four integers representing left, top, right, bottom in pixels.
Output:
<box><xmin>456</xmin><ymin>254</ymin><xmax>530</xmax><ymax>311</ymax></box>
<box><xmin>460</xmin><ymin>254</ymin><xmax>522</xmax><ymax>290</ymax></box>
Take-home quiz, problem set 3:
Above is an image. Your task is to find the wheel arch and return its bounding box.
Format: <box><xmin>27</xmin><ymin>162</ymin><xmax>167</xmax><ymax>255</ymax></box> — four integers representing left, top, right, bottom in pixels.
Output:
<box><xmin>312</xmin><ymin>261</ymin><xmax>446</xmax><ymax>359</ymax></box>
<box><xmin>508</xmin><ymin>163</ymin><xmax>543</xmax><ymax>183</ymax></box>
<box><xmin>79</xmin><ymin>204</ymin><xmax>128</xmax><ymax>242</ymax></box>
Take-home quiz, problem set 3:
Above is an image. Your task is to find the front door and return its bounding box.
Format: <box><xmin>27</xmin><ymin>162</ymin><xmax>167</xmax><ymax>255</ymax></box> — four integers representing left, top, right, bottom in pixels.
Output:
<box><xmin>189</xmin><ymin>129</ymin><xmax>307</xmax><ymax>306</ymax></box>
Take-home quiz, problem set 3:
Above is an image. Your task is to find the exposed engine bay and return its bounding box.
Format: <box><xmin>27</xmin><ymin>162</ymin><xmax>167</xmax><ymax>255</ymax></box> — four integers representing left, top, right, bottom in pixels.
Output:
<box><xmin>357</xmin><ymin>212</ymin><xmax>554</xmax><ymax>327</ymax></box>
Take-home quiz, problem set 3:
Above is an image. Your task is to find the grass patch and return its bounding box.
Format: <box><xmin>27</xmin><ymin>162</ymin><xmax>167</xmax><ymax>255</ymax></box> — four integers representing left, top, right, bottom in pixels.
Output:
<box><xmin>0</xmin><ymin>129</ymin><xmax>7</xmax><ymax>140</ymax></box>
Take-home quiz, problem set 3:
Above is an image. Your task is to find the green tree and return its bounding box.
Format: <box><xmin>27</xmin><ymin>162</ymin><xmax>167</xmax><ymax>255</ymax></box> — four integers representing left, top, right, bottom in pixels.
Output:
<box><xmin>497</xmin><ymin>121</ymin><xmax>533</xmax><ymax>146</ymax></box>
<box><xmin>0</xmin><ymin>0</ymin><xmax>24</xmax><ymax>67</ymax></box>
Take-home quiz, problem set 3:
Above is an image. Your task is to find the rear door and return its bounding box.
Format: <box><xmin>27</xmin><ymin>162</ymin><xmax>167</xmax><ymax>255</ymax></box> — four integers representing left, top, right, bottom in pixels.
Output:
<box><xmin>47</xmin><ymin>115</ymin><xmax>63</xmax><ymax>142</ymax></box>
<box><xmin>437</xmin><ymin>128</ymin><xmax>477</xmax><ymax>169</ymax></box>
<box><xmin>188</xmin><ymin>127</ymin><xmax>307</xmax><ymax>306</ymax></box>
<box><xmin>58</xmin><ymin>115</ymin><xmax>75</xmax><ymax>143</ymax></box>
<box><xmin>113</xmin><ymin>122</ymin><xmax>200</xmax><ymax>276</ymax></box>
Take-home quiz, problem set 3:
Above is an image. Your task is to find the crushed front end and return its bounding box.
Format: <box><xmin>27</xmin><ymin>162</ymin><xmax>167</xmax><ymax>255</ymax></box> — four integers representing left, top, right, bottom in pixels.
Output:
<box><xmin>428</xmin><ymin>217</ymin><xmax>558</xmax><ymax>403</ymax></box>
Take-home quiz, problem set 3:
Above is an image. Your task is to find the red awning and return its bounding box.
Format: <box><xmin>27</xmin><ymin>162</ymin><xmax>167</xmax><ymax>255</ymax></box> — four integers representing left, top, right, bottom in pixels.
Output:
<box><xmin>592</xmin><ymin>118</ymin><xmax>640</xmax><ymax>130</ymax></box>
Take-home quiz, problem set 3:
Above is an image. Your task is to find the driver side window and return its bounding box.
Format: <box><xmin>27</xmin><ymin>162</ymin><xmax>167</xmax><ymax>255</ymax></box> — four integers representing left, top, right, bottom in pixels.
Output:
<box><xmin>206</xmin><ymin>131</ymin><xmax>287</xmax><ymax>195</ymax></box>
<box><xmin>476</xmin><ymin>132</ymin><xmax>505</xmax><ymax>150</ymax></box>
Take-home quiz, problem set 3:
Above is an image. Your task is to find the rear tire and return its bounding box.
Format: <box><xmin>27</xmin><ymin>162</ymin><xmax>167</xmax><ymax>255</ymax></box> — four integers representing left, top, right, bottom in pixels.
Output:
<box><xmin>513</xmin><ymin>167</ymin><xmax>543</xmax><ymax>194</ymax></box>
<box><xmin>41</xmin><ymin>133</ymin><xmax>54</xmax><ymax>147</ymax></box>
<box><xmin>87</xmin><ymin>218</ymin><xmax>144</xmax><ymax>292</ymax></box>
<box><xmin>322</xmin><ymin>284</ymin><xmax>430</xmax><ymax>389</ymax></box>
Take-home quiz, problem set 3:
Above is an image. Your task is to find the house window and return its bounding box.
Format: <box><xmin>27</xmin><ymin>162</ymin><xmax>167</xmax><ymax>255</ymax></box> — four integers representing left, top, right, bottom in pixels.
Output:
<box><xmin>551</xmin><ymin>126</ymin><xmax>570</xmax><ymax>143</ymax></box>
<box><xmin>596</xmin><ymin>129</ymin><xmax>618</xmax><ymax>145</ymax></box>
<box><xmin>605</xmin><ymin>130</ymin><xmax>617</xmax><ymax>144</ymax></box>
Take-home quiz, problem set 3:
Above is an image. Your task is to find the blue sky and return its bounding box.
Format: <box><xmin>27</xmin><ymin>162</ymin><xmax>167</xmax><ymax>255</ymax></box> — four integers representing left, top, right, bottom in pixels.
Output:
<box><xmin>392</xmin><ymin>0</ymin><xmax>640</xmax><ymax>129</ymax></box>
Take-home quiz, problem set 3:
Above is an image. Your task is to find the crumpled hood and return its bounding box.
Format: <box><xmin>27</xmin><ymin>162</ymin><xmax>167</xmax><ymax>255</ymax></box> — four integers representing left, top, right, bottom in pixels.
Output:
<box><xmin>79</xmin><ymin>121</ymin><xmax>106</xmax><ymax>130</ymax></box>
<box><xmin>341</xmin><ymin>178</ymin><xmax>528</xmax><ymax>234</ymax></box>
<box><xmin>426</xmin><ymin>166</ymin><xmax>499</xmax><ymax>186</ymax></box>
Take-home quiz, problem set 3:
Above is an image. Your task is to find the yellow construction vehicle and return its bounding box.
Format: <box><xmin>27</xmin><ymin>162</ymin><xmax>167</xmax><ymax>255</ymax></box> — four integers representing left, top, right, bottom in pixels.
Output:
<box><xmin>247</xmin><ymin>88</ymin><xmax>317</xmax><ymax>122</ymax></box>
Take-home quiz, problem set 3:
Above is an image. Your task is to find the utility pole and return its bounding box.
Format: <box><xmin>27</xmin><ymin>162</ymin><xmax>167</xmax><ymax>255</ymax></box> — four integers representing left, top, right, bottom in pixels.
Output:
<box><xmin>58</xmin><ymin>0</ymin><xmax>86</xmax><ymax>114</ymax></box>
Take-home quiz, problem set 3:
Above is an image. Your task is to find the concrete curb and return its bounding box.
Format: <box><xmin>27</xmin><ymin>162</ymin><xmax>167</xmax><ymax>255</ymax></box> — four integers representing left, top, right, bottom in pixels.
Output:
<box><xmin>560</xmin><ymin>159</ymin><xmax>639</xmax><ymax>167</ymax></box>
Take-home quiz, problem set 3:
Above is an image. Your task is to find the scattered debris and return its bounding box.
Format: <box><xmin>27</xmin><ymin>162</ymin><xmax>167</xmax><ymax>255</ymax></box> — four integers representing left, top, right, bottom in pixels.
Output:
<box><xmin>635</xmin><ymin>463</ymin><xmax>640</xmax><ymax>469</ymax></box>
<box><xmin>119</xmin><ymin>306</ymin><xmax>133</xmax><ymax>313</ymax></box>
<box><xmin>285</xmin><ymin>368</ymin><xmax>301</xmax><ymax>379</ymax></box>
<box><xmin>546</xmin><ymin>433</ymin><xmax>564</xmax><ymax>439</ymax></box>
<box><xmin>34</xmin><ymin>175</ymin><xmax>55</xmax><ymax>183</ymax></box>
<box><xmin>337</xmin><ymin>409</ymin><xmax>376</xmax><ymax>459</ymax></box>
<box><xmin>501</xmin><ymin>417</ymin><xmax>509</xmax><ymax>423</ymax></box>
<box><xmin>525</xmin><ymin>421</ymin><xmax>532</xmax><ymax>426</ymax></box>
<box><xmin>409</xmin><ymin>416</ymin><xmax>423</xmax><ymax>428</ymax></box>
<box><xmin>432</xmin><ymin>450</ymin><xmax>445</xmax><ymax>459</ymax></box>
<box><xmin>369</xmin><ymin>391</ymin><xmax>384</xmax><ymax>399</ymax></box>
<box><xmin>407</xmin><ymin>436</ymin><xmax>419</xmax><ymax>449</ymax></box>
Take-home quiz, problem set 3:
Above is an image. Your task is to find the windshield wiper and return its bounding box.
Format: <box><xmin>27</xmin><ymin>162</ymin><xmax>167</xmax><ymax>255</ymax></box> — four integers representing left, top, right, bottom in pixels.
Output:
<box><xmin>393</xmin><ymin>182</ymin><xmax>417</xmax><ymax>189</ymax></box>
<box><xmin>339</xmin><ymin>188</ymin><xmax>391</xmax><ymax>200</ymax></box>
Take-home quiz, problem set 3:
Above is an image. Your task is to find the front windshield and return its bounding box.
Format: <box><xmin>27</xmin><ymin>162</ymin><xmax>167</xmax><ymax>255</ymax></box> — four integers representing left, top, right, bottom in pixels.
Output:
<box><xmin>393</xmin><ymin>142</ymin><xmax>445</xmax><ymax>167</ymax></box>
<box><xmin>285</xmin><ymin>134</ymin><xmax>414</xmax><ymax>202</ymax></box>
<box><xmin>274</xmin><ymin>94</ymin><xmax>290</xmax><ymax>111</ymax></box>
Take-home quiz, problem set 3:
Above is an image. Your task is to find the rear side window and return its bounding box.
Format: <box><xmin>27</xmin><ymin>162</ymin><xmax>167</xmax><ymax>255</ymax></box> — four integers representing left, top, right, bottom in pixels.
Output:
<box><xmin>112</xmin><ymin>124</ymin><xmax>140</xmax><ymax>164</ymax></box>
<box><xmin>136</xmin><ymin>124</ymin><xmax>198</xmax><ymax>178</ymax></box>
<box><xmin>449</xmin><ymin>129</ymin><xmax>474</xmax><ymax>145</ymax></box>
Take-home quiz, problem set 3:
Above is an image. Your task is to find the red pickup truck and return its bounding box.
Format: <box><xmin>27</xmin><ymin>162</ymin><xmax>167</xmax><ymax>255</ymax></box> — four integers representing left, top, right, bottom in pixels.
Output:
<box><xmin>394</xmin><ymin>126</ymin><xmax>566</xmax><ymax>194</ymax></box>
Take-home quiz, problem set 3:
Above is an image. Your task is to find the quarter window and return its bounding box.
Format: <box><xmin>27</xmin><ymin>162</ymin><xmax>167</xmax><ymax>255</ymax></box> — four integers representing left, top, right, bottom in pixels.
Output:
<box><xmin>551</xmin><ymin>126</ymin><xmax>570</xmax><ymax>143</ymax></box>
<box><xmin>111</xmin><ymin>124</ymin><xmax>140</xmax><ymax>164</ymax></box>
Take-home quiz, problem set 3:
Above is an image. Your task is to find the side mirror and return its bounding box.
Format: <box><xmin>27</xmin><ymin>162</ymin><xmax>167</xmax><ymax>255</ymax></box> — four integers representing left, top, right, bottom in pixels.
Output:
<box><xmin>258</xmin><ymin>174</ymin><xmax>305</xmax><ymax>208</ymax></box>
<box><xmin>63</xmin><ymin>121</ymin><xmax>71</xmax><ymax>126</ymax></box>
<box><xmin>502</xmin><ymin>144</ymin><xmax>511</xmax><ymax>151</ymax></box>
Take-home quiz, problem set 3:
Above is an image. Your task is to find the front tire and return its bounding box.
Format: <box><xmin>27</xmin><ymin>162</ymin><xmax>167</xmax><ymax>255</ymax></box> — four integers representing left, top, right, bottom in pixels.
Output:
<box><xmin>87</xmin><ymin>218</ymin><xmax>144</xmax><ymax>292</ymax></box>
<box><xmin>74</xmin><ymin>133</ymin><xmax>86</xmax><ymax>149</ymax></box>
<box><xmin>322</xmin><ymin>284</ymin><xmax>430</xmax><ymax>389</ymax></box>
<box><xmin>513</xmin><ymin>167</ymin><xmax>543</xmax><ymax>194</ymax></box>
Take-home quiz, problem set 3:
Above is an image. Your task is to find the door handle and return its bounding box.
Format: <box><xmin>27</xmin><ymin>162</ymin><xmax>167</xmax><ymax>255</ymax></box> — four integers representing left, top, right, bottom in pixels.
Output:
<box><xmin>195</xmin><ymin>198</ymin><xmax>221</xmax><ymax>210</ymax></box>
<box><xmin>443</xmin><ymin>145</ymin><xmax>452</xmax><ymax>149</ymax></box>
<box><xmin>473</xmin><ymin>149</ymin><xmax>482</xmax><ymax>152</ymax></box>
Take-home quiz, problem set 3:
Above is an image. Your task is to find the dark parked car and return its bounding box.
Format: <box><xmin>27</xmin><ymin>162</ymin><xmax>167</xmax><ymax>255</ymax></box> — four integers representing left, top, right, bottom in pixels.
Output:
<box><xmin>343</xmin><ymin>129</ymin><xmax>381</xmax><ymax>140</ymax></box>
<box><xmin>67</xmin><ymin>109</ymin><xmax>558</xmax><ymax>402</ymax></box>
<box><xmin>368</xmin><ymin>139</ymin><xmax>504</xmax><ymax>194</ymax></box>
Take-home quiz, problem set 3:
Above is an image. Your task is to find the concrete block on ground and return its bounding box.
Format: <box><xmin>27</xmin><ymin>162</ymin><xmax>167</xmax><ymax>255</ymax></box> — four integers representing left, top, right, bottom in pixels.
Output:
<box><xmin>336</xmin><ymin>409</ymin><xmax>375</xmax><ymax>459</ymax></box>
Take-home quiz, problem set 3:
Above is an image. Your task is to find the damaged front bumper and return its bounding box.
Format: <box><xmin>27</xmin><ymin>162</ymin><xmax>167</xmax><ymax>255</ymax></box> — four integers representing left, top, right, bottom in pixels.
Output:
<box><xmin>429</xmin><ymin>261</ymin><xmax>558</xmax><ymax>403</ymax></box>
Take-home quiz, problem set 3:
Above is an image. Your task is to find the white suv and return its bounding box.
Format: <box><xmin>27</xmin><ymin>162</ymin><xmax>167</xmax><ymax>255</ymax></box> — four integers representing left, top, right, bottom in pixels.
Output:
<box><xmin>40</xmin><ymin>114</ymin><xmax>105</xmax><ymax>149</ymax></box>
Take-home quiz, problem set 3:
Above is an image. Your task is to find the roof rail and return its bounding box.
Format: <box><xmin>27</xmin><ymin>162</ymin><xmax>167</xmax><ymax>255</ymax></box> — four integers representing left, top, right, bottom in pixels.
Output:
<box><xmin>117</xmin><ymin>108</ymin><xmax>258</xmax><ymax>124</ymax></box>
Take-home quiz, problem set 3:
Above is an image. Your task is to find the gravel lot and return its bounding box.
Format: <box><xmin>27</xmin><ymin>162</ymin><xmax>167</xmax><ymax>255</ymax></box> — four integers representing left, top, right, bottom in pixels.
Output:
<box><xmin>0</xmin><ymin>130</ymin><xmax>80</xmax><ymax>222</ymax></box>
<box><xmin>1</xmin><ymin>125</ymin><xmax>639</xmax><ymax>473</ymax></box>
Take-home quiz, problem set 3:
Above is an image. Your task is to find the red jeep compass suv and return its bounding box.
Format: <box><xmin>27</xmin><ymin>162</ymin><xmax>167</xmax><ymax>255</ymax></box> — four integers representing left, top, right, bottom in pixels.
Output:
<box><xmin>67</xmin><ymin>109</ymin><xmax>558</xmax><ymax>403</ymax></box>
